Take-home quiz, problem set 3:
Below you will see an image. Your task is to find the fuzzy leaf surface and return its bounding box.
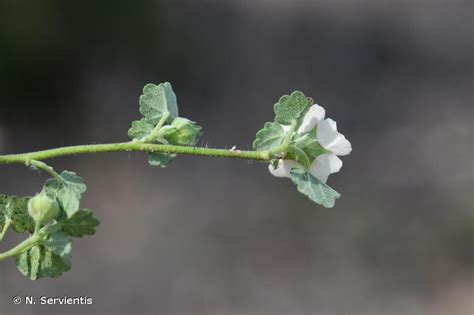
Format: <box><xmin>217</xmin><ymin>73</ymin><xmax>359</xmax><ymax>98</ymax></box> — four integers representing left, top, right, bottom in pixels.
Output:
<box><xmin>253</xmin><ymin>122</ymin><xmax>286</xmax><ymax>151</ymax></box>
<box><xmin>274</xmin><ymin>91</ymin><xmax>313</xmax><ymax>126</ymax></box>
<box><xmin>290</xmin><ymin>169</ymin><xmax>340</xmax><ymax>208</ymax></box>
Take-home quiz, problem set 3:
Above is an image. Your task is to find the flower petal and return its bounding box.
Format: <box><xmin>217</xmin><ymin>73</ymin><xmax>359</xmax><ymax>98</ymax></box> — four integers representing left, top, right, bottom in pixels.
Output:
<box><xmin>268</xmin><ymin>159</ymin><xmax>300</xmax><ymax>178</ymax></box>
<box><xmin>298</xmin><ymin>104</ymin><xmax>326</xmax><ymax>133</ymax></box>
<box><xmin>316</xmin><ymin>118</ymin><xmax>351</xmax><ymax>156</ymax></box>
<box><xmin>327</xmin><ymin>134</ymin><xmax>352</xmax><ymax>156</ymax></box>
<box><xmin>316</xmin><ymin>118</ymin><xmax>339</xmax><ymax>148</ymax></box>
<box><xmin>309</xmin><ymin>153</ymin><xmax>342</xmax><ymax>183</ymax></box>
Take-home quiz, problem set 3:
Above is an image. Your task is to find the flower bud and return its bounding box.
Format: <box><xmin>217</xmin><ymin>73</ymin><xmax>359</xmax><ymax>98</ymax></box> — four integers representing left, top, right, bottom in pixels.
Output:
<box><xmin>165</xmin><ymin>117</ymin><xmax>202</xmax><ymax>146</ymax></box>
<box><xmin>28</xmin><ymin>190</ymin><xmax>60</xmax><ymax>225</ymax></box>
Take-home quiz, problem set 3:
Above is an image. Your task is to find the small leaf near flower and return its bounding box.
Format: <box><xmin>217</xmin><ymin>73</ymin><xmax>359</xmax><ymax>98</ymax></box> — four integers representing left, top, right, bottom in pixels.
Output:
<box><xmin>253</xmin><ymin>122</ymin><xmax>286</xmax><ymax>151</ymax></box>
<box><xmin>274</xmin><ymin>91</ymin><xmax>313</xmax><ymax>126</ymax></box>
<box><xmin>290</xmin><ymin>169</ymin><xmax>340</xmax><ymax>208</ymax></box>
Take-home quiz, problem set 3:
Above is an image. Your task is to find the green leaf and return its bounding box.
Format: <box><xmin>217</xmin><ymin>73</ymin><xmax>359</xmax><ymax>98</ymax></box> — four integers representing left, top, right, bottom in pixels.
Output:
<box><xmin>128</xmin><ymin>82</ymin><xmax>203</xmax><ymax>167</ymax></box>
<box><xmin>44</xmin><ymin>171</ymin><xmax>86</xmax><ymax>218</ymax></box>
<box><xmin>163</xmin><ymin>117</ymin><xmax>202</xmax><ymax>146</ymax></box>
<box><xmin>57</xmin><ymin>187</ymin><xmax>80</xmax><ymax>218</ymax></box>
<box><xmin>0</xmin><ymin>195</ymin><xmax>34</xmax><ymax>234</ymax></box>
<box><xmin>139</xmin><ymin>82</ymin><xmax>178</xmax><ymax>123</ymax></box>
<box><xmin>59</xmin><ymin>171</ymin><xmax>87</xmax><ymax>195</ymax></box>
<box><xmin>128</xmin><ymin>118</ymin><xmax>155</xmax><ymax>140</ymax></box>
<box><xmin>274</xmin><ymin>91</ymin><xmax>313</xmax><ymax>126</ymax></box>
<box><xmin>290</xmin><ymin>169</ymin><xmax>340</xmax><ymax>208</ymax></box>
<box><xmin>62</xmin><ymin>209</ymin><xmax>100</xmax><ymax>237</ymax></box>
<box><xmin>128</xmin><ymin>82</ymin><xmax>181</xmax><ymax>141</ymax></box>
<box><xmin>253</xmin><ymin>122</ymin><xmax>286</xmax><ymax>151</ymax></box>
<box><xmin>16</xmin><ymin>245</ymin><xmax>42</xmax><ymax>280</ymax></box>
<box><xmin>148</xmin><ymin>152</ymin><xmax>176</xmax><ymax>167</ymax></box>
<box><xmin>44</xmin><ymin>231</ymin><xmax>72</xmax><ymax>260</ymax></box>
<box><xmin>16</xmin><ymin>246</ymin><xmax>71</xmax><ymax>280</ymax></box>
<box><xmin>16</xmin><ymin>231</ymin><xmax>72</xmax><ymax>280</ymax></box>
<box><xmin>0</xmin><ymin>195</ymin><xmax>12</xmax><ymax>231</ymax></box>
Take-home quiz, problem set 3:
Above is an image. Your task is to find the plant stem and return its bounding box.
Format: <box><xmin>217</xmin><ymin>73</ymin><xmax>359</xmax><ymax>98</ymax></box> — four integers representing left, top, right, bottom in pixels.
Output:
<box><xmin>34</xmin><ymin>222</ymin><xmax>41</xmax><ymax>235</ymax></box>
<box><xmin>0</xmin><ymin>223</ymin><xmax>59</xmax><ymax>261</ymax></box>
<box><xmin>0</xmin><ymin>218</ymin><xmax>11</xmax><ymax>242</ymax></box>
<box><xmin>0</xmin><ymin>142</ymin><xmax>272</xmax><ymax>165</ymax></box>
<box><xmin>0</xmin><ymin>233</ymin><xmax>43</xmax><ymax>261</ymax></box>
<box><xmin>27</xmin><ymin>160</ymin><xmax>63</xmax><ymax>182</ymax></box>
<box><xmin>0</xmin><ymin>200</ymin><xmax>13</xmax><ymax>242</ymax></box>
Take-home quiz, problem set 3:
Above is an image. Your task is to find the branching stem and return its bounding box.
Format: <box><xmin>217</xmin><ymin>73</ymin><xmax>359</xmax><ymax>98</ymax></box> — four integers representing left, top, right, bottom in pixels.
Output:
<box><xmin>0</xmin><ymin>135</ymin><xmax>288</xmax><ymax>261</ymax></box>
<box><xmin>0</xmin><ymin>223</ymin><xmax>60</xmax><ymax>261</ymax></box>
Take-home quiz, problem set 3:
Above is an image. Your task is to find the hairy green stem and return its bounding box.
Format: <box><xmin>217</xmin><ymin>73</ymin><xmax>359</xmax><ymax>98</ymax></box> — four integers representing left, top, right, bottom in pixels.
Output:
<box><xmin>0</xmin><ymin>142</ymin><xmax>272</xmax><ymax>165</ymax></box>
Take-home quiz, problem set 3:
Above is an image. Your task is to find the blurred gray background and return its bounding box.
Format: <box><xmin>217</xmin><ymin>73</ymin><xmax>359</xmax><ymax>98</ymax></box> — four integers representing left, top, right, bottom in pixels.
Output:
<box><xmin>0</xmin><ymin>1</ymin><xmax>472</xmax><ymax>314</ymax></box>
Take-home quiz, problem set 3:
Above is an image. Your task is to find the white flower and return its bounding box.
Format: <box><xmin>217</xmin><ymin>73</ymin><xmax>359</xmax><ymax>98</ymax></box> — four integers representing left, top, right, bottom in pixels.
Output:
<box><xmin>269</xmin><ymin>104</ymin><xmax>352</xmax><ymax>183</ymax></box>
